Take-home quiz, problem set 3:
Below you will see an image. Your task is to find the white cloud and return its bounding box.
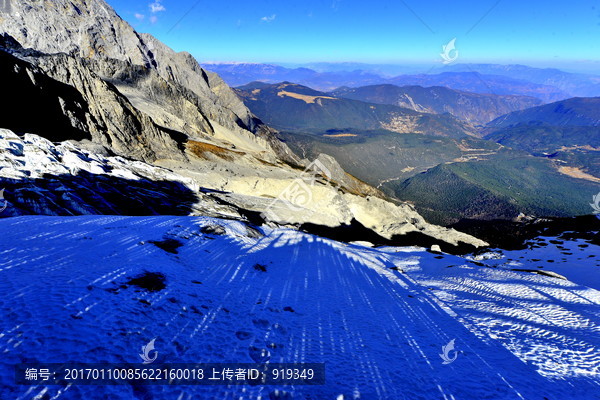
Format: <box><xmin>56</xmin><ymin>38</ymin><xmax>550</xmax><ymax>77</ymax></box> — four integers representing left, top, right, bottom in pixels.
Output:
<box><xmin>135</xmin><ymin>13</ymin><xmax>145</xmax><ymax>21</ymax></box>
<box><xmin>149</xmin><ymin>15</ymin><xmax>158</xmax><ymax>24</ymax></box>
<box><xmin>149</xmin><ymin>1</ymin><xmax>166</xmax><ymax>13</ymax></box>
<box><xmin>260</xmin><ymin>14</ymin><xmax>276</xmax><ymax>23</ymax></box>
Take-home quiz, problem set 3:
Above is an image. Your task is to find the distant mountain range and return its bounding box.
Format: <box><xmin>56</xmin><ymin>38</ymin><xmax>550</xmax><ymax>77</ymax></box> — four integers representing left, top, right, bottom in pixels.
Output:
<box><xmin>394</xmin><ymin>153</ymin><xmax>599</xmax><ymax>225</ymax></box>
<box><xmin>487</xmin><ymin>97</ymin><xmax>600</xmax><ymax>129</ymax></box>
<box><xmin>331</xmin><ymin>84</ymin><xmax>542</xmax><ymax>125</ymax></box>
<box><xmin>445</xmin><ymin>64</ymin><xmax>600</xmax><ymax>98</ymax></box>
<box><xmin>203</xmin><ymin>63</ymin><xmax>385</xmax><ymax>91</ymax></box>
<box><xmin>482</xmin><ymin>97</ymin><xmax>600</xmax><ymax>180</ymax></box>
<box><xmin>233</xmin><ymin>79</ymin><xmax>600</xmax><ymax>225</ymax></box>
<box><xmin>484</xmin><ymin>97</ymin><xmax>600</xmax><ymax>154</ymax></box>
<box><xmin>204</xmin><ymin>62</ymin><xmax>600</xmax><ymax>102</ymax></box>
<box><xmin>395</xmin><ymin>97</ymin><xmax>600</xmax><ymax>224</ymax></box>
<box><xmin>235</xmin><ymin>82</ymin><xmax>474</xmax><ymax>138</ymax></box>
<box><xmin>386</xmin><ymin>72</ymin><xmax>568</xmax><ymax>103</ymax></box>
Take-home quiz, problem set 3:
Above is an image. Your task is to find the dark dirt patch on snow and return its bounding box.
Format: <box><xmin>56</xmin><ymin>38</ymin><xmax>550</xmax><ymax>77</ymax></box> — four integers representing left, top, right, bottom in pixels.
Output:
<box><xmin>127</xmin><ymin>272</ymin><xmax>167</xmax><ymax>292</ymax></box>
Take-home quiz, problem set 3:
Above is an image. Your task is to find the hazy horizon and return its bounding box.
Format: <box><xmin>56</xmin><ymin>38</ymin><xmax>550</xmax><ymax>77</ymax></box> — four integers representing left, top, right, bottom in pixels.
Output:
<box><xmin>108</xmin><ymin>0</ymin><xmax>600</xmax><ymax>74</ymax></box>
<box><xmin>199</xmin><ymin>60</ymin><xmax>600</xmax><ymax>75</ymax></box>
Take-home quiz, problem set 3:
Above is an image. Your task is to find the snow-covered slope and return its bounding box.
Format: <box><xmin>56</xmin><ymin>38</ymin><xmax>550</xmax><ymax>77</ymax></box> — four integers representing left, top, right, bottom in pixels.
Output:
<box><xmin>0</xmin><ymin>216</ymin><xmax>598</xmax><ymax>399</ymax></box>
<box><xmin>0</xmin><ymin>129</ymin><xmax>487</xmax><ymax>249</ymax></box>
<box><xmin>471</xmin><ymin>235</ymin><xmax>600</xmax><ymax>290</ymax></box>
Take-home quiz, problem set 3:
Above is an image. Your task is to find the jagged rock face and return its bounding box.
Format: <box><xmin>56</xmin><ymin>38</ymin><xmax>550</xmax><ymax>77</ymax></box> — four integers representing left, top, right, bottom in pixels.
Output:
<box><xmin>0</xmin><ymin>39</ymin><xmax>184</xmax><ymax>163</ymax></box>
<box><xmin>0</xmin><ymin>0</ymin><xmax>154</xmax><ymax>66</ymax></box>
<box><xmin>139</xmin><ymin>34</ymin><xmax>255</xmax><ymax>130</ymax></box>
<box><xmin>1</xmin><ymin>0</ymin><xmax>238</xmax><ymax>123</ymax></box>
<box><xmin>0</xmin><ymin>0</ymin><xmax>287</xmax><ymax>162</ymax></box>
<box><xmin>38</xmin><ymin>54</ymin><xmax>190</xmax><ymax>162</ymax></box>
<box><xmin>0</xmin><ymin>48</ymin><xmax>91</xmax><ymax>142</ymax></box>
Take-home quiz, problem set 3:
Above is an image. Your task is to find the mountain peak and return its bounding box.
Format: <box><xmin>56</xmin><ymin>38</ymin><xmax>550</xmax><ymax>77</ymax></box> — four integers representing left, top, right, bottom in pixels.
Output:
<box><xmin>1</xmin><ymin>0</ymin><xmax>155</xmax><ymax>66</ymax></box>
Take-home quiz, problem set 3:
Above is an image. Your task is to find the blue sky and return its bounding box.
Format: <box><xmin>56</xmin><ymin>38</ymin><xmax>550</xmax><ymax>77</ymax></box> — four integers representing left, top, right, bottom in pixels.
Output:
<box><xmin>107</xmin><ymin>0</ymin><xmax>600</xmax><ymax>68</ymax></box>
